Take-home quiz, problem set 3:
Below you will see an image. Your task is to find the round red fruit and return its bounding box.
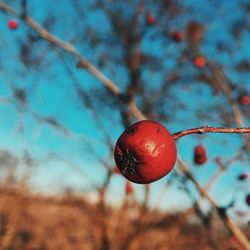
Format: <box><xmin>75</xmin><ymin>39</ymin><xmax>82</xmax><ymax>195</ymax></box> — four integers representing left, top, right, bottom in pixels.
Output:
<box><xmin>194</xmin><ymin>144</ymin><xmax>206</xmax><ymax>155</ymax></box>
<box><xmin>8</xmin><ymin>19</ymin><xmax>19</xmax><ymax>30</ymax></box>
<box><xmin>239</xmin><ymin>93</ymin><xmax>250</xmax><ymax>106</ymax></box>
<box><xmin>146</xmin><ymin>13</ymin><xmax>155</xmax><ymax>25</ymax></box>
<box><xmin>194</xmin><ymin>56</ymin><xmax>206</xmax><ymax>69</ymax></box>
<box><xmin>114</xmin><ymin>120</ymin><xmax>177</xmax><ymax>184</ymax></box>
<box><xmin>194</xmin><ymin>144</ymin><xmax>207</xmax><ymax>165</ymax></box>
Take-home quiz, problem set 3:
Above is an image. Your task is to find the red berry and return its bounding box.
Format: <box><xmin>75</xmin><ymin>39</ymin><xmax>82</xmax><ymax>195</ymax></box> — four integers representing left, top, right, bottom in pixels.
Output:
<box><xmin>239</xmin><ymin>93</ymin><xmax>250</xmax><ymax>106</ymax></box>
<box><xmin>125</xmin><ymin>181</ymin><xmax>134</xmax><ymax>195</ymax></box>
<box><xmin>146</xmin><ymin>13</ymin><xmax>155</xmax><ymax>25</ymax></box>
<box><xmin>8</xmin><ymin>19</ymin><xmax>19</xmax><ymax>30</ymax></box>
<box><xmin>171</xmin><ymin>30</ymin><xmax>184</xmax><ymax>42</ymax></box>
<box><xmin>114</xmin><ymin>120</ymin><xmax>177</xmax><ymax>184</ymax></box>
<box><xmin>246</xmin><ymin>194</ymin><xmax>250</xmax><ymax>206</ymax></box>
<box><xmin>194</xmin><ymin>56</ymin><xmax>206</xmax><ymax>69</ymax></box>
<box><xmin>194</xmin><ymin>144</ymin><xmax>207</xmax><ymax>165</ymax></box>
<box><xmin>238</xmin><ymin>173</ymin><xmax>248</xmax><ymax>181</ymax></box>
<box><xmin>195</xmin><ymin>145</ymin><xmax>206</xmax><ymax>154</ymax></box>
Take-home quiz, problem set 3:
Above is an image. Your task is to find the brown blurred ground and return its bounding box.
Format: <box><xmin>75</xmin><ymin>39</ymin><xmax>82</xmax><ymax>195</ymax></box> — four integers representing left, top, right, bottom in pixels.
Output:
<box><xmin>0</xmin><ymin>188</ymin><xmax>249</xmax><ymax>250</ymax></box>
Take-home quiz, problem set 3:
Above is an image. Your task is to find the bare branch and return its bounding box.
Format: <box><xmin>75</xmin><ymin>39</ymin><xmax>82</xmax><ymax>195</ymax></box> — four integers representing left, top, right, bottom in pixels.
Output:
<box><xmin>173</xmin><ymin>125</ymin><xmax>250</xmax><ymax>140</ymax></box>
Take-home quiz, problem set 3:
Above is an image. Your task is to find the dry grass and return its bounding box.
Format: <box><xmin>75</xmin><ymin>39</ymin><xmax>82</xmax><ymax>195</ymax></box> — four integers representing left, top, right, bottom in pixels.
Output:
<box><xmin>0</xmin><ymin>188</ymin><xmax>248</xmax><ymax>250</ymax></box>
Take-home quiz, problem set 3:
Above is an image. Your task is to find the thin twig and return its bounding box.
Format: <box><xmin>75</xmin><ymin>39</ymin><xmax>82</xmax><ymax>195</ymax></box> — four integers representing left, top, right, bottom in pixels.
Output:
<box><xmin>173</xmin><ymin>125</ymin><xmax>250</xmax><ymax>140</ymax></box>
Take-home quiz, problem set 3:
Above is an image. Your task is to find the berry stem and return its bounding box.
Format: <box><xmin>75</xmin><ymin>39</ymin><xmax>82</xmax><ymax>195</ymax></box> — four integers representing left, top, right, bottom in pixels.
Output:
<box><xmin>173</xmin><ymin>125</ymin><xmax>250</xmax><ymax>140</ymax></box>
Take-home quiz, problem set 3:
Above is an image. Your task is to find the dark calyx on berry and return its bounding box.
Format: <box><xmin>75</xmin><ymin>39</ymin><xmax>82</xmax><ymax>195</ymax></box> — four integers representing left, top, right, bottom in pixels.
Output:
<box><xmin>116</xmin><ymin>148</ymin><xmax>140</xmax><ymax>176</ymax></box>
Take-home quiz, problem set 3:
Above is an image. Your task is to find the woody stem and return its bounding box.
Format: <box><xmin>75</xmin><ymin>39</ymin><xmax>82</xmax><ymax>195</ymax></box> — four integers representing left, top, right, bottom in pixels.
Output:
<box><xmin>172</xmin><ymin>126</ymin><xmax>250</xmax><ymax>140</ymax></box>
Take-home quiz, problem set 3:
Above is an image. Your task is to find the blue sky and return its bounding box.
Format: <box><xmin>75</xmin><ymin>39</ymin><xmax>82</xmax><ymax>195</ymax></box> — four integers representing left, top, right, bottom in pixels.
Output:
<box><xmin>0</xmin><ymin>0</ymin><xmax>250</xmax><ymax>220</ymax></box>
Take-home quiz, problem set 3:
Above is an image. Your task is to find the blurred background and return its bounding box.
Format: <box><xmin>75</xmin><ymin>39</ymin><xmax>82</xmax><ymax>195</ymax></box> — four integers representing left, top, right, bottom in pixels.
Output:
<box><xmin>0</xmin><ymin>0</ymin><xmax>250</xmax><ymax>249</ymax></box>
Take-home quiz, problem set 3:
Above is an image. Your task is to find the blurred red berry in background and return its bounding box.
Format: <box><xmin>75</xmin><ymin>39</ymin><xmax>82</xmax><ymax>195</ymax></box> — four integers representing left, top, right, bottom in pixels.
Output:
<box><xmin>194</xmin><ymin>56</ymin><xmax>206</xmax><ymax>69</ymax></box>
<box><xmin>239</xmin><ymin>93</ymin><xmax>250</xmax><ymax>106</ymax></box>
<box><xmin>8</xmin><ymin>19</ymin><xmax>19</xmax><ymax>30</ymax></box>
<box><xmin>146</xmin><ymin>13</ymin><xmax>155</xmax><ymax>25</ymax></box>
<box><xmin>194</xmin><ymin>144</ymin><xmax>207</xmax><ymax>165</ymax></box>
